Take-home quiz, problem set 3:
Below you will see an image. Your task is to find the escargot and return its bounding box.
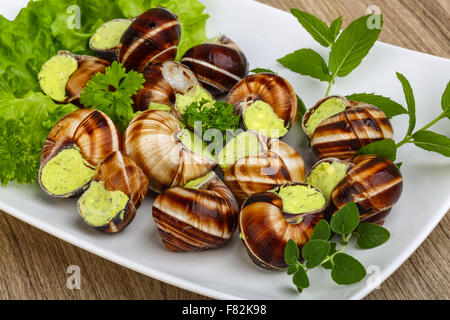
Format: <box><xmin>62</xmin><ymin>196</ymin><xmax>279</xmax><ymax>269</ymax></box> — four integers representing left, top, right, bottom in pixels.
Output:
<box><xmin>217</xmin><ymin>131</ymin><xmax>306</xmax><ymax>205</ymax></box>
<box><xmin>181</xmin><ymin>35</ymin><xmax>249</xmax><ymax>96</ymax></box>
<box><xmin>302</xmin><ymin>95</ymin><xmax>393</xmax><ymax>160</ymax></box>
<box><xmin>329</xmin><ymin>155</ymin><xmax>403</xmax><ymax>225</ymax></box>
<box><xmin>124</xmin><ymin>110</ymin><xmax>217</xmax><ymax>193</ymax></box>
<box><xmin>239</xmin><ymin>183</ymin><xmax>327</xmax><ymax>270</ymax></box>
<box><xmin>89</xmin><ymin>18</ymin><xmax>134</xmax><ymax>61</ymax></box>
<box><xmin>153</xmin><ymin>172</ymin><xmax>239</xmax><ymax>251</ymax></box>
<box><xmin>38</xmin><ymin>109</ymin><xmax>121</xmax><ymax>198</ymax></box>
<box><xmin>227</xmin><ymin>73</ymin><xmax>298</xmax><ymax>138</ymax></box>
<box><xmin>133</xmin><ymin>61</ymin><xmax>199</xmax><ymax>112</ymax></box>
<box><xmin>38</xmin><ymin>51</ymin><xmax>110</xmax><ymax>103</ymax></box>
<box><xmin>119</xmin><ymin>8</ymin><xmax>181</xmax><ymax>72</ymax></box>
<box><xmin>78</xmin><ymin>151</ymin><xmax>148</xmax><ymax>233</ymax></box>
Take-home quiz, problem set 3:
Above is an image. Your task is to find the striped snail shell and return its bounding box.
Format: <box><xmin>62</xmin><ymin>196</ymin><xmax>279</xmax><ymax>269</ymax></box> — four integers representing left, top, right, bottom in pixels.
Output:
<box><xmin>239</xmin><ymin>183</ymin><xmax>327</xmax><ymax>270</ymax></box>
<box><xmin>78</xmin><ymin>151</ymin><xmax>149</xmax><ymax>233</ymax></box>
<box><xmin>221</xmin><ymin>131</ymin><xmax>306</xmax><ymax>205</ymax></box>
<box><xmin>303</xmin><ymin>95</ymin><xmax>393</xmax><ymax>160</ymax></box>
<box><xmin>227</xmin><ymin>73</ymin><xmax>298</xmax><ymax>138</ymax></box>
<box><xmin>330</xmin><ymin>154</ymin><xmax>403</xmax><ymax>225</ymax></box>
<box><xmin>181</xmin><ymin>35</ymin><xmax>249</xmax><ymax>96</ymax></box>
<box><xmin>152</xmin><ymin>172</ymin><xmax>239</xmax><ymax>251</ymax></box>
<box><xmin>133</xmin><ymin>61</ymin><xmax>198</xmax><ymax>111</ymax></box>
<box><xmin>66</xmin><ymin>54</ymin><xmax>111</xmax><ymax>103</ymax></box>
<box><xmin>123</xmin><ymin>110</ymin><xmax>217</xmax><ymax>193</ymax></box>
<box><xmin>38</xmin><ymin>109</ymin><xmax>121</xmax><ymax>198</ymax></box>
<box><xmin>119</xmin><ymin>8</ymin><xmax>181</xmax><ymax>72</ymax></box>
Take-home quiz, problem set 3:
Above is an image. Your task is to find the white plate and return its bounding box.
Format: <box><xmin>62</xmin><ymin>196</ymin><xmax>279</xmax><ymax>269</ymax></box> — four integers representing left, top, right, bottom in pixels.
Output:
<box><xmin>1</xmin><ymin>0</ymin><xmax>449</xmax><ymax>300</ymax></box>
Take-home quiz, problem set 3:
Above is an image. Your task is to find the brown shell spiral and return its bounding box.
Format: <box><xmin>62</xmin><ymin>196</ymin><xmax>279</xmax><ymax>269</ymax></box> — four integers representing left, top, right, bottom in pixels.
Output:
<box><xmin>119</xmin><ymin>8</ymin><xmax>181</xmax><ymax>72</ymax></box>
<box><xmin>330</xmin><ymin>155</ymin><xmax>403</xmax><ymax>225</ymax></box>
<box><xmin>78</xmin><ymin>151</ymin><xmax>149</xmax><ymax>233</ymax></box>
<box><xmin>311</xmin><ymin>105</ymin><xmax>393</xmax><ymax>160</ymax></box>
<box><xmin>133</xmin><ymin>61</ymin><xmax>198</xmax><ymax>111</ymax></box>
<box><xmin>223</xmin><ymin>132</ymin><xmax>306</xmax><ymax>205</ymax></box>
<box><xmin>239</xmin><ymin>189</ymin><xmax>325</xmax><ymax>270</ymax></box>
<box><xmin>181</xmin><ymin>35</ymin><xmax>249</xmax><ymax>96</ymax></box>
<box><xmin>152</xmin><ymin>172</ymin><xmax>239</xmax><ymax>251</ymax></box>
<box><xmin>227</xmin><ymin>73</ymin><xmax>298</xmax><ymax>133</ymax></box>
<box><xmin>123</xmin><ymin>110</ymin><xmax>217</xmax><ymax>193</ymax></box>
<box><xmin>40</xmin><ymin>109</ymin><xmax>122</xmax><ymax>167</ymax></box>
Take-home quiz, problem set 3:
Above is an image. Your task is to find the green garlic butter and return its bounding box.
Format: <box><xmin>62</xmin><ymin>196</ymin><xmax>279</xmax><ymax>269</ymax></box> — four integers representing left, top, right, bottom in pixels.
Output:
<box><xmin>306</xmin><ymin>161</ymin><xmax>348</xmax><ymax>200</ymax></box>
<box><xmin>305</xmin><ymin>97</ymin><xmax>346</xmax><ymax>135</ymax></box>
<box><xmin>275</xmin><ymin>185</ymin><xmax>326</xmax><ymax>214</ymax></box>
<box><xmin>177</xmin><ymin>128</ymin><xmax>215</xmax><ymax>161</ymax></box>
<box><xmin>90</xmin><ymin>19</ymin><xmax>132</xmax><ymax>50</ymax></box>
<box><xmin>175</xmin><ymin>85</ymin><xmax>214</xmax><ymax>115</ymax></box>
<box><xmin>41</xmin><ymin>147</ymin><xmax>95</xmax><ymax>196</ymax></box>
<box><xmin>243</xmin><ymin>100</ymin><xmax>288</xmax><ymax>138</ymax></box>
<box><xmin>217</xmin><ymin>132</ymin><xmax>262</xmax><ymax>170</ymax></box>
<box><xmin>38</xmin><ymin>54</ymin><xmax>78</xmax><ymax>102</ymax></box>
<box><xmin>184</xmin><ymin>172</ymin><xmax>215</xmax><ymax>189</ymax></box>
<box><xmin>78</xmin><ymin>181</ymin><xmax>129</xmax><ymax>226</ymax></box>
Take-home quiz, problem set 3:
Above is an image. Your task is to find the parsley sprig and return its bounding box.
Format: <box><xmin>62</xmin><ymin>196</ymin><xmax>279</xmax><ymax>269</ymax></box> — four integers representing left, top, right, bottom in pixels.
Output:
<box><xmin>285</xmin><ymin>202</ymin><xmax>390</xmax><ymax>293</ymax></box>
<box><xmin>278</xmin><ymin>10</ymin><xmax>382</xmax><ymax>97</ymax></box>
<box><xmin>80</xmin><ymin>61</ymin><xmax>145</xmax><ymax>132</ymax></box>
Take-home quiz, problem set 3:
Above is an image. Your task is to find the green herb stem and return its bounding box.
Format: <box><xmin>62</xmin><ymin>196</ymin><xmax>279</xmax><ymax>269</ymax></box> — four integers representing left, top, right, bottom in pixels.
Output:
<box><xmin>396</xmin><ymin>112</ymin><xmax>446</xmax><ymax>148</ymax></box>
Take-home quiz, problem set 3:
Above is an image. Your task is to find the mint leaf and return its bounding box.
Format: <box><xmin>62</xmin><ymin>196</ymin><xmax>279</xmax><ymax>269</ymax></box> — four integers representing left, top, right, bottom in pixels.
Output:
<box><xmin>284</xmin><ymin>239</ymin><xmax>300</xmax><ymax>265</ymax></box>
<box><xmin>250</xmin><ymin>68</ymin><xmax>276</xmax><ymax>74</ymax></box>
<box><xmin>356</xmin><ymin>139</ymin><xmax>397</xmax><ymax>162</ymax></box>
<box><xmin>442</xmin><ymin>80</ymin><xmax>450</xmax><ymax>119</ymax></box>
<box><xmin>331</xmin><ymin>253</ymin><xmax>366</xmax><ymax>285</ymax></box>
<box><xmin>346</xmin><ymin>93</ymin><xmax>408</xmax><ymax>119</ymax></box>
<box><xmin>297</xmin><ymin>95</ymin><xmax>307</xmax><ymax>118</ymax></box>
<box><xmin>357</xmin><ymin>222</ymin><xmax>390</xmax><ymax>249</ymax></box>
<box><xmin>396</xmin><ymin>72</ymin><xmax>416</xmax><ymax>137</ymax></box>
<box><xmin>412</xmin><ymin>130</ymin><xmax>450</xmax><ymax>157</ymax></box>
<box><xmin>290</xmin><ymin>9</ymin><xmax>333</xmax><ymax>47</ymax></box>
<box><xmin>321</xmin><ymin>242</ymin><xmax>337</xmax><ymax>270</ymax></box>
<box><xmin>278</xmin><ymin>49</ymin><xmax>331</xmax><ymax>82</ymax></box>
<box><xmin>396</xmin><ymin>162</ymin><xmax>403</xmax><ymax>169</ymax></box>
<box><xmin>293</xmin><ymin>267</ymin><xmax>310</xmax><ymax>290</ymax></box>
<box><xmin>287</xmin><ymin>264</ymin><xmax>298</xmax><ymax>275</ymax></box>
<box><xmin>310</xmin><ymin>220</ymin><xmax>331</xmax><ymax>240</ymax></box>
<box><xmin>302</xmin><ymin>239</ymin><xmax>330</xmax><ymax>269</ymax></box>
<box><xmin>329</xmin><ymin>16</ymin><xmax>343</xmax><ymax>42</ymax></box>
<box><xmin>330</xmin><ymin>202</ymin><xmax>360</xmax><ymax>235</ymax></box>
<box><xmin>329</xmin><ymin>15</ymin><xmax>383</xmax><ymax>77</ymax></box>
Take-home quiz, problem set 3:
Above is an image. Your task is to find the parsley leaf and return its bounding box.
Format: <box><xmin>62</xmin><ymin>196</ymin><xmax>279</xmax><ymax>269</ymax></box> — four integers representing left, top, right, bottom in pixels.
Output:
<box><xmin>80</xmin><ymin>61</ymin><xmax>145</xmax><ymax>133</ymax></box>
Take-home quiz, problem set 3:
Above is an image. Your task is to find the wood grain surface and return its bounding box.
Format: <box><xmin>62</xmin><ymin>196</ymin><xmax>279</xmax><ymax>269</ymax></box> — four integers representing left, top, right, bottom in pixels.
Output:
<box><xmin>0</xmin><ymin>0</ymin><xmax>449</xmax><ymax>300</ymax></box>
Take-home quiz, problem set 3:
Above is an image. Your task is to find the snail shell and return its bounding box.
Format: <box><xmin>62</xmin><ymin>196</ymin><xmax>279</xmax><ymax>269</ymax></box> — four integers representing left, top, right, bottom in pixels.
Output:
<box><xmin>239</xmin><ymin>183</ymin><xmax>326</xmax><ymax>270</ymax></box>
<box><xmin>181</xmin><ymin>35</ymin><xmax>249</xmax><ymax>96</ymax></box>
<box><xmin>78</xmin><ymin>151</ymin><xmax>149</xmax><ymax>233</ymax></box>
<box><xmin>133</xmin><ymin>61</ymin><xmax>198</xmax><ymax>111</ymax></box>
<box><xmin>66</xmin><ymin>55</ymin><xmax>111</xmax><ymax>103</ymax></box>
<box><xmin>123</xmin><ymin>110</ymin><xmax>217</xmax><ymax>193</ymax></box>
<box><xmin>330</xmin><ymin>155</ymin><xmax>403</xmax><ymax>225</ymax></box>
<box><xmin>38</xmin><ymin>109</ymin><xmax>122</xmax><ymax>198</ymax></box>
<box><xmin>152</xmin><ymin>172</ymin><xmax>239</xmax><ymax>251</ymax></box>
<box><xmin>119</xmin><ymin>8</ymin><xmax>181</xmax><ymax>72</ymax></box>
<box><xmin>222</xmin><ymin>131</ymin><xmax>306</xmax><ymax>205</ymax></box>
<box><xmin>307</xmin><ymin>97</ymin><xmax>393</xmax><ymax>160</ymax></box>
<box><xmin>227</xmin><ymin>73</ymin><xmax>298</xmax><ymax>138</ymax></box>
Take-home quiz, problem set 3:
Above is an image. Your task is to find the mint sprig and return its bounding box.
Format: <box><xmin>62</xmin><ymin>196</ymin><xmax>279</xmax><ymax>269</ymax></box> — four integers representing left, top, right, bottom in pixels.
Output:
<box><xmin>278</xmin><ymin>10</ymin><xmax>382</xmax><ymax>96</ymax></box>
<box><xmin>285</xmin><ymin>202</ymin><xmax>390</xmax><ymax>293</ymax></box>
<box><xmin>356</xmin><ymin>76</ymin><xmax>450</xmax><ymax>161</ymax></box>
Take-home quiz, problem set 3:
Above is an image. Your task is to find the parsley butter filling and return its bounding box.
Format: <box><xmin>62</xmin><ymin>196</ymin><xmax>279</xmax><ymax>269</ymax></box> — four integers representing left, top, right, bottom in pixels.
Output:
<box><xmin>306</xmin><ymin>161</ymin><xmax>348</xmax><ymax>200</ymax></box>
<box><xmin>177</xmin><ymin>128</ymin><xmax>215</xmax><ymax>162</ymax></box>
<box><xmin>217</xmin><ymin>132</ymin><xmax>262</xmax><ymax>170</ymax></box>
<box><xmin>40</xmin><ymin>147</ymin><xmax>95</xmax><ymax>196</ymax></box>
<box><xmin>305</xmin><ymin>97</ymin><xmax>346</xmax><ymax>135</ymax></box>
<box><xmin>78</xmin><ymin>181</ymin><xmax>129</xmax><ymax>226</ymax></box>
<box><xmin>175</xmin><ymin>85</ymin><xmax>214</xmax><ymax>115</ymax></box>
<box><xmin>90</xmin><ymin>19</ymin><xmax>132</xmax><ymax>50</ymax></box>
<box><xmin>243</xmin><ymin>100</ymin><xmax>288</xmax><ymax>138</ymax></box>
<box><xmin>273</xmin><ymin>185</ymin><xmax>326</xmax><ymax>214</ymax></box>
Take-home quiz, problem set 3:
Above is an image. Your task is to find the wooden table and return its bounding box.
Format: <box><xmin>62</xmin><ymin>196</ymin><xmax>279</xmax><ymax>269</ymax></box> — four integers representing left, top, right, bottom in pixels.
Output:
<box><xmin>0</xmin><ymin>0</ymin><xmax>449</xmax><ymax>300</ymax></box>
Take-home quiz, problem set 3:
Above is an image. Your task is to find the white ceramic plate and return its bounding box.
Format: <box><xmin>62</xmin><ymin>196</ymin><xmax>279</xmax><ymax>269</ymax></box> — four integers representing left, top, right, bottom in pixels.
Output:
<box><xmin>1</xmin><ymin>0</ymin><xmax>449</xmax><ymax>300</ymax></box>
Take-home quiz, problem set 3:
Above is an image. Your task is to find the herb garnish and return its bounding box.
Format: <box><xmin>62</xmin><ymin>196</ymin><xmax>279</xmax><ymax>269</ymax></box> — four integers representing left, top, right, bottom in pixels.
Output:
<box><xmin>80</xmin><ymin>61</ymin><xmax>145</xmax><ymax>133</ymax></box>
<box><xmin>285</xmin><ymin>202</ymin><xmax>390</xmax><ymax>293</ymax></box>
<box><xmin>182</xmin><ymin>99</ymin><xmax>240</xmax><ymax>147</ymax></box>
<box><xmin>278</xmin><ymin>10</ymin><xmax>382</xmax><ymax>97</ymax></box>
